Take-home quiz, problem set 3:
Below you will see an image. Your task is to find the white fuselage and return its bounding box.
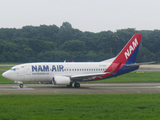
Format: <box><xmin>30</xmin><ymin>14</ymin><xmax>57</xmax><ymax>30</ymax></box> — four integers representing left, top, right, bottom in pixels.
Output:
<box><xmin>3</xmin><ymin>61</ymin><xmax>112</xmax><ymax>82</ymax></box>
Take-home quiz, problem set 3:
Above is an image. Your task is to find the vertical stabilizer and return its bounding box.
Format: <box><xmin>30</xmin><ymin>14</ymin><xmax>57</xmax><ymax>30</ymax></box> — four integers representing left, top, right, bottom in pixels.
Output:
<box><xmin>114</xmin><ymin>33</ymin><xmax>142</xmax><ymax>64</ymax></box>
<box><xmin>105</xmin><ymin>33</ymin><xmax>142</xmax><ymax>72</ymax></box>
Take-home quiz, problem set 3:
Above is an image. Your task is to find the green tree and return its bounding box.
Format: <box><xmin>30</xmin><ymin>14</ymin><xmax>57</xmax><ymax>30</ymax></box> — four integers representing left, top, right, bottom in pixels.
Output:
<box><xmin>61</xmin><ymin>40</ymin><xmax>86</xmax><ymax>52</ymax></box>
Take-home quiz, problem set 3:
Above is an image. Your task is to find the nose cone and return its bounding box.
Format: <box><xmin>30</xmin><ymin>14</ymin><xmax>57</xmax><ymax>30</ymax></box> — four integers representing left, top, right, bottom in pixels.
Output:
<box><xmin>2</xmin><ymin>71</ymin><xmax>10</xmax><ymax>79</ymax></box>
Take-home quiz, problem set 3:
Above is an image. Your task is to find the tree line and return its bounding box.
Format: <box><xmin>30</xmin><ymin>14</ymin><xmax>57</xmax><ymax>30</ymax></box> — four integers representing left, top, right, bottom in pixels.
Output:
<box><xmin>0</xmin><ymin>22</ymin><xmax>159</xmax><ymax>63</ymax></box>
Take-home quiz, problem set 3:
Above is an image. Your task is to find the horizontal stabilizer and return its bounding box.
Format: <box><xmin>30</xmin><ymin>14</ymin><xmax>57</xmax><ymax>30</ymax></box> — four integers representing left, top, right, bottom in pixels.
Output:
<box><xmin>126</xmin><ymin>61</ymin><xmax>155</xmax><ymax>67</ymax></box>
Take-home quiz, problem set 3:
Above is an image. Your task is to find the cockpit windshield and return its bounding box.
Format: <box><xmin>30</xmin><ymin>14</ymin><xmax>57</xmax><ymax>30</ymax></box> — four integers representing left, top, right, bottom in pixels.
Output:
<box><xmin>10</xmin><ymin>68</ymin><xmax>19</xmax><ymax>71</ymax></box>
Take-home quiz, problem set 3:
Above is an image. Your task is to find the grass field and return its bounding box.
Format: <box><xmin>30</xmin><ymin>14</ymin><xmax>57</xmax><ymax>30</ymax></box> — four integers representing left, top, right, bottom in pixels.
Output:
<box><xmin>0</xmin><ymin>94</ymin><xmax>160</xmax><ymax>120</ymax></box>
<box><xmin>0</xmin><ymin>64</ymin><xmax>160</xmax><ymax>120</ymax></box>
<box><xmin>0</xmin><ymin>66</ymin><xmax>12</xmax><ymax>69</ymax></box>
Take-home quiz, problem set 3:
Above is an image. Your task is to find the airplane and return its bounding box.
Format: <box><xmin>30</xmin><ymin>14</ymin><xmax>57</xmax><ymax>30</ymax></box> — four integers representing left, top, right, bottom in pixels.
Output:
<box><xmin>2</xmin><ymin>33</ymin><xmax>154</xmax><ymax>88</ymax></box>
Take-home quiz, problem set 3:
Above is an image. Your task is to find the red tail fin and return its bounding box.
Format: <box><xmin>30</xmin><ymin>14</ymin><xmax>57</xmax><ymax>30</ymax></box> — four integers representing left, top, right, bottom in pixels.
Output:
<box><xmin>106</xmin><ymin>33</ymin><xmax>142</xmax><ymax>72</ymax></box>
<box><xmin>114</xmin><ymin>33</ymin><xmax>142</xmax><ymax>64</ymax></box>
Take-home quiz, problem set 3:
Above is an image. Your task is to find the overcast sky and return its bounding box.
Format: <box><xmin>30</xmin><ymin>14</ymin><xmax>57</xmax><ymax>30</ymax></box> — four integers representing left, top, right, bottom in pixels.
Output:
<box><xmin>0</xmin><ymin>0</ymin><xmax>160</xmax><ymax>32</ymax></box>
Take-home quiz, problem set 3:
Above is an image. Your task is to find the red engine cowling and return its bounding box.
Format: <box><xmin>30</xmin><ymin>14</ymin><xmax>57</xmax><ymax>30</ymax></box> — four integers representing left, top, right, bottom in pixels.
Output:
<box><xmin>53</xmin><ymin>76</ymin><xmax>71</xmax><ymax>85</ymax></box>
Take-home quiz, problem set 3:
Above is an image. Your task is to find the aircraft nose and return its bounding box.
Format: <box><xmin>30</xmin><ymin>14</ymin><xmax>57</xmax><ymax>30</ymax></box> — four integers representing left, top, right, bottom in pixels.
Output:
<box><xmin>2</xmin><ymin>71</ymin><xmax>10</xmax><ymax>79</ymax></box>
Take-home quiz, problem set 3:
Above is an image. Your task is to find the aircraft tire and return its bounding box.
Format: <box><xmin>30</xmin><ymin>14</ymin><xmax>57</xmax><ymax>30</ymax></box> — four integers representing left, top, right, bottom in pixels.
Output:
<box><xmin>19</xmin><ymin>84</ymin><xmax>23</xmax><ymax>88</ymax></box>
<box><xmin>74</xmin><ymin>83</ymin><xmax>80</xmax><ymax>88</ymax></box>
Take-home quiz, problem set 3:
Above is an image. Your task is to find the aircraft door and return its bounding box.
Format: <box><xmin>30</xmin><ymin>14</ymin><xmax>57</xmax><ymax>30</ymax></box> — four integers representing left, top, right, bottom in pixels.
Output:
<box><xmin>26</xmin><ymin>65</ymin><xmax>31</xmax><ymax>75</ymax></box>
<box><xmin>17</xmin><ymin>67</ymin><xmax>25</xmax><ymax>79</ymax></box>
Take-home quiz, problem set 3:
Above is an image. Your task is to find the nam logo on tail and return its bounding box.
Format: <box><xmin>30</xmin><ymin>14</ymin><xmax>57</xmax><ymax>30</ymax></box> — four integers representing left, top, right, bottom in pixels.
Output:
<box><xmin>124</xmin><ymin>38</ymin><xmax>138</xmax><ymax>59</ymax></box>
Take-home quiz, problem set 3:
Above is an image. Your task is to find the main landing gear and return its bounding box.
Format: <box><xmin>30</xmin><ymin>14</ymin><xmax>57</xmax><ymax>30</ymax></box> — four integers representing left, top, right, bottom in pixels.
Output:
<box><xmin>67</xmin><ymin>83</ymin><xmax>80</xmax><ymax>88</ymax></box>
<box><xmin>74</xmin><ymin>83</ymin><xmax>80</xmax><ymax>88</ymax></box>
<box><xmin>67</xmin><ymin>82</ymin><xmax>73</xmax><ymax>88</ymax></box>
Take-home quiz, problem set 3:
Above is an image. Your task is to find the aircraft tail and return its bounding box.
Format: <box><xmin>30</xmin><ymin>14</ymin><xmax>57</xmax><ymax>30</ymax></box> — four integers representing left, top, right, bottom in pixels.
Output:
<box><xmin>105</xmin><ymin>33</ymin><xmax>142</xmax><ymax>72</ymax></box>
<box><xmin>91</xmin><ymin>33</ymin><xmax>143</xmax><ymax>81</ymax></box>
<box><xmin>114</xmin><ymin>33</ymin><xmax>142</xmax><ymax>64</ymax></box>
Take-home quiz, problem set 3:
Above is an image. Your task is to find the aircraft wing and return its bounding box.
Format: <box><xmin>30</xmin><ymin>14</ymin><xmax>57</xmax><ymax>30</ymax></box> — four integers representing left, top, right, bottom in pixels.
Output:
<box><xmin>126</xmin><ymin>61</ymin><xmax>155</xmax><ymax>67</ymax></box>
<box><xmin>71</xmin><ymin>62</ymin><xmax>122</xmax><ymax>79</ymax></box>
<box><xmin>71</xmin><ymin>72</ymin><xmax>106</xmax><ymax>79</ymax></box>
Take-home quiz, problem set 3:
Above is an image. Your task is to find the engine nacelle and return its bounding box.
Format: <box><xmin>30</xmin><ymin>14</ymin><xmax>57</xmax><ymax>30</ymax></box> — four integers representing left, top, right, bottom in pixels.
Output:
<box><xmin>53</xmin><ymin>76</ymin><xmax>71</xmax><ymax>85</ymax></box>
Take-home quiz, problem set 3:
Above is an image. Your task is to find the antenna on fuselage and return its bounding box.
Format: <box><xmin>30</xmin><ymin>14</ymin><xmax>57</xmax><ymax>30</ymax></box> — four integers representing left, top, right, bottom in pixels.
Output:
<box><xmin>64</xmin><ymin>60</ymin><xmax>66</xmax><ymax>63</ymax></box>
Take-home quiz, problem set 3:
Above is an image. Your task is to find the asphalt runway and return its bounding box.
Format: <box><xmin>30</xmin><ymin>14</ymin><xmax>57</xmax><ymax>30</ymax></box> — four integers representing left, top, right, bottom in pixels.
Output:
<box><xmin>0</xmin><ymin>83</ymin><xmax>160</xmax><ymax>94</ymax></box>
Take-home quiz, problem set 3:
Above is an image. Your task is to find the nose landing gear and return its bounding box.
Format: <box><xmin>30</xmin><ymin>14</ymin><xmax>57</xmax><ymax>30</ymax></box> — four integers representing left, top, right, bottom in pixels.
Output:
<box><xmin>14</xmin><ymin>81</ymin><xmax>24</xmax><ymax>88</ymax></box>
<box><xmin>19</xmin><ymin>84</ymin><xmax>23</xmax><ymax>88</ymax></box>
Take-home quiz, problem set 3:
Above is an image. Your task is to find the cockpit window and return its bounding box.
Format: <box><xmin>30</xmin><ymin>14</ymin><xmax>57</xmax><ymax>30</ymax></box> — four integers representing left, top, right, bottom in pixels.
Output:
<box><xmin>10</xmin><ymin>68</ymin><xmax>16</xmax><ymax>71</ymax></box>
<box><xmin>10</xmin><ymin>68</ymin><xmax>19</xmax><ymax>71</ymax></box>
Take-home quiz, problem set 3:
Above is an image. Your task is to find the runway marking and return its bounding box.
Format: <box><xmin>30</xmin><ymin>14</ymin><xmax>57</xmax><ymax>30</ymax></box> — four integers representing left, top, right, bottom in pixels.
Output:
<box><xmin>17</xmin><ymin>88</ymin><xmax>35</xmax><ymax>90</ymax></box>
<box><xmin>54</xmin><ymin>91</ymin><xmax>58</xmax><ymax>93</ymax></box>
<box><xmin>0</xmin><ymin>89</ymin><xmax>35</xmax><ymax>90</ymax></box>
<box><xmin>0</xmin><ymin>86</ymin><xmax>35</xmax><ymax>90</ymax></box>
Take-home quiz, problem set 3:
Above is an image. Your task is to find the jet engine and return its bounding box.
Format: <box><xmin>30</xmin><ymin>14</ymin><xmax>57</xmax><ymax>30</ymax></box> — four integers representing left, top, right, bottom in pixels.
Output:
<box><xmin>53</xmin><ymin>76</ymin><xmax>71</xmax><ymax>85</ymax></box>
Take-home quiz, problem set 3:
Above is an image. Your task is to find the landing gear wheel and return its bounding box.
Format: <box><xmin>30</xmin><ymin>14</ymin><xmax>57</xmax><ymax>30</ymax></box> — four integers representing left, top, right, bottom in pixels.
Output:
<box><xmin>74</xmin><ymin>83</ymin><xmax>80</xmax><ymax>88</ymax></box>
<box><xmin>67</xmin><ymin>83</ymin><xmax>73</xmax><ymax>87</ymax></box>
<box><xmin>19</xmin><ymin>84</ymin><xmax>23</xmax><ymax>88</ymax></box>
